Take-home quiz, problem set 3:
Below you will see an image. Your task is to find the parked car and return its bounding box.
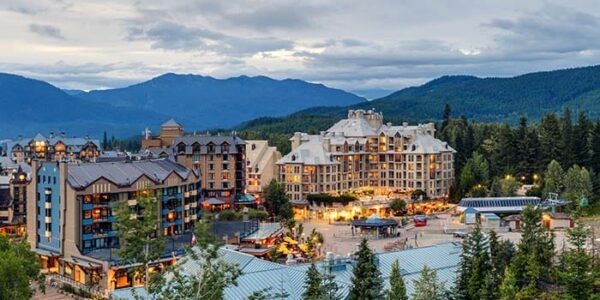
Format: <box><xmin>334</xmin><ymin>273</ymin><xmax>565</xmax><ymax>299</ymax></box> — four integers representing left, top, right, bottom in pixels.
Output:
<box><xmin>413</xmin><ymin>215</ymin><xmax>428</xmax><ymax>227</ymax></box>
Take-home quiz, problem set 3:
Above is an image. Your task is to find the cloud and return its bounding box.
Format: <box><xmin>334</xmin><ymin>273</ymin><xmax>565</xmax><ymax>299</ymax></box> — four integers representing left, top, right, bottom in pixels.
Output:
<box><xmin>127</xmin><ymin>21</ymin><xmax>294</xmax><ymax>55</ymax></box>
<box><xmin>29</xmin><ymin>23</ymin><xmax>65</xmax><ymax>40</ymax></box>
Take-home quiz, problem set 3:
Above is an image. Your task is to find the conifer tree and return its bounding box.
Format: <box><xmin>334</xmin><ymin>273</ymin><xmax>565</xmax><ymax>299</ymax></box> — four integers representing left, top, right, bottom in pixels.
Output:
<box><xmin>543</xmin><ymin>160</ymin><xmax>564</xmax><ymax>199</ymax></box>
<box><xmin>589</xmin><ymin>120</ymin><xmax>600</xmax><ymax>173</ymax></box>
<box><xmin>386</xmin><ymin>260</ymin><xmax>408</xmax><ymax>300</ymax></box>
<box><xmin>559</xmin><ymin>220</ymin><xmax>595</xmax><ymax>299</ymax></box>
<box><xmin>442</xmin><ymin>103</ymin><xmax>452</xmax><ymax>131</ymax></box>
<box><xmin>348</xmin><ymin>239</ymin><xmax>384</xmax><ymax>300</ymax></box>
<box><xmin>574</xmin><ymin>111</ymin><xmax>592</xmax><ymax>168</ymax></box>
<box><xmin>454</xmin><ymin>225</ymin><xmax>491</xmax><ymax>300</ymax></box>
<box><xmin>302</xmin><ymin>264</ymin><xmax>323</xmax><ymax>300</ymax></box>
<box><xmin>411</xmin><ymin>265</ymin><xmax>445</xmax><ymax>300</ymax></box>
<box><xmin>561</xmin><ymin>107</ymin><xmax>575</xmax><ymax>168</ymax></box>
<box><xmin>499</xmin><ymin>267</ymin><xmax>518</xmax><ymax>300</ymax></box>
<box><xmin>538</xmin><ymin>113</ymin><xmax>563</xmax><ymax>171</ymax></box>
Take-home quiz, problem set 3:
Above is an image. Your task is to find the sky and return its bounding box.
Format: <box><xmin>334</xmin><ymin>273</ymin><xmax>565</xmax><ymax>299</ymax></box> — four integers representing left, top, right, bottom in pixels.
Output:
<box><xmin>1</xmin><ymin>0</ymin><xmax>600</xmax><ymax>98</ymax></box>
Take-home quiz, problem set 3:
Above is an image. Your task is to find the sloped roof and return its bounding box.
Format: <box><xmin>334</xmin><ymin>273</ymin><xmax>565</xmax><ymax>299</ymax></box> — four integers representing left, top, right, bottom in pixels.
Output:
<box><xmin>277</xmin><ymin>135</ymin><xmax>338</xmax><ymax>165</ymax></box>
<box><xmin>67</xmin><ymin>158</ymin><xmax>195</xmax><ymax>189</ymax></box>
<box><xmin>405</xmin><ymin>133</ymin><xmax>456</xmax><ymax>154</ymax></box>
<box><xmin>110</xmin><ymin>242</ymin><xmax>462</xmax><ymax>300</ymax></box>
<box><xmin>326</xmin><ymin>116</ymin><xmax>378</xmax><ymax>137</ymax></box>
<box><xmin>161</xmin><ymin>118</ymin><xmax>183</xmax><ymax>128</ymax></box>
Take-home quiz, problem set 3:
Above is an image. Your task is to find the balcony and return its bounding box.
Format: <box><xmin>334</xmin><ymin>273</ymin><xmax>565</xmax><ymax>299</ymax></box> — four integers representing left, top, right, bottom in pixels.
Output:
<box><xmin>82</xmin><ymin>218</ymin><xmax>93</xmax><ymax>226</ymax></box>
<box><xmin>82</xmin><ymin>203</ymin><xmax>93</xmax><ymax>211</ymax></box>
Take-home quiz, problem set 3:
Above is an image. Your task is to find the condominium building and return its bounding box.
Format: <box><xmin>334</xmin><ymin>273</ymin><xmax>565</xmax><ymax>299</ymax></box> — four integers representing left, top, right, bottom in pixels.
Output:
<box><xmin>5</xmin><ymin>133</ymin><xmax>102</xmax><ymax>164</ymax></box>
<box><xmin>245</xmin><ymin>140</ymin><xmax>281</xmax><ymax>197</ymax></box>
<box><xmin>173</xmin><ymin>136</ymin><xmax>246</xmax><ymax>204</ymax></box>
<box><xmin>26</xmin><ymin>158</ymin><xmax>201</xmax><ymax>290</ymax></box>
<box><xmin>277</xmin><ymin>109</ymin><xmax>455</xmax><ymax>201</ymax></box>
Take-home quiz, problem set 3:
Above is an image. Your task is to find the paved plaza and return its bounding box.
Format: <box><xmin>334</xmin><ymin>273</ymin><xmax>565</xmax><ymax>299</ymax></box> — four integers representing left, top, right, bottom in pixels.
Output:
<box><xmin>301</xmin><ymin>214</ymin><xmax>569</xmax><ymax>257</ymax></box>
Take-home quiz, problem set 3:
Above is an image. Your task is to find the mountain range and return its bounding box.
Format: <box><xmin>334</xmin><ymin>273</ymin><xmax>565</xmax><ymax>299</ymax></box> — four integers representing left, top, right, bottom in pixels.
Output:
<box><xmin>239</xmin><ymin>65</ymin><xmax>600</xmax><ymax>134</ymax></box>
<box><xmin>0</xmin><ymin>73</ymin><xmax>364</xmax><ymax>138</ymax></box>
<box><xmin>2</xmin><ymin>65</ymin><xmax>600</xmax><ymax>140</ymax></box>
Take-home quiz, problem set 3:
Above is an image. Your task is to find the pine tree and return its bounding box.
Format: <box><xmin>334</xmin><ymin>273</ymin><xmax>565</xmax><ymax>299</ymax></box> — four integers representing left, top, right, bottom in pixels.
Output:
<box><xmin>459</xmin><ymin>225</ymin><xmax>492</xmax><ymax>300</ymax></box>
<box><xmin>302</xmin><ymin>264</ymin><xmax>323</xmax><ymax>300</ymax></box>
<box><xmin>559</xmin><ymin>220</ymin><xmax>595</xmax><ymax>299</ymax></box>
<box><xmin>538</xmin><ymin>113</ymin><xmax>562</xmax><ymax>171</ymax></box>
<box><xmin>489</xmin><ymin>230</ymin><xmax>514</xmax><ymax>279</ymax></box>
<box><xmin>589</xmin><ymin>121</ymin><xmax>600</xmax><ymax>173</ymax></box>
<box><xmin>499</xmin><ymin>267</ymin><xmax>518</xmax><ymax>300</ymax></box>
<box><xmin>574</xmin><ymin>111</ymin><xmax>592</xmax><ymax>168</ymax></box>
<box><xmin>349</xmin><ymin>239</ymin><xmax>384</xmax><ymax>300</ymax></box>
<box><xmin>442</xmin><ymin>103</ymin><xmax>452</xmax><ymax>131</ymax></box>
<box><xmin>386</xmin><ymin>260</ymin><xmax>408</xmax><ymax>300</ymax></box>
<box><xmin>411</xmin><ymin>265</ymin><xmax>445</xmax><ymax>300</ymax></box>
<box><xmin>102</xmin><ymin>131</ymin><xmax>108</xmax><ymax>150</ymax></box>
<box><xmin>509</xmin><ymin>205</ymin><xmax>554</xmax><ymax>296</ymax></box>
<box><xmin>561</xmin><ymin>107</ymin><xmax>575</xmax><ymax>168</ymax></box>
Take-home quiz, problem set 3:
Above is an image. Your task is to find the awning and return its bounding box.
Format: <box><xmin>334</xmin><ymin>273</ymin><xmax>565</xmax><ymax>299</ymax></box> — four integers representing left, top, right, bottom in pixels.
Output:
<box><xmin>203</xmin><ymin>198</ymin><xmax>226</xmax><ymax>205</ymax></box>
<box><xmin>235</xmin><ymin>194</ymin><xmax>256</xmax><ymax>203</ymax></box>
<box><xmin>34</xmin><ymin>247</ymin><xmax>60</xmax><ymax>257</ymax></box>
<box><xmin>61</xmin><ymin>256</ymin><xmax>103</xmax><ymax>269</ymax></box>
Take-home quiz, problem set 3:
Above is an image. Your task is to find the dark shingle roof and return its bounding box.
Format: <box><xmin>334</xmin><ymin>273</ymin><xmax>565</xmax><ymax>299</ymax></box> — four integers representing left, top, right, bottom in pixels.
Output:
<box><xmin>67</xmin><ymin>158</ymin><xmax>197</xmax><ymax>189</ymax></box>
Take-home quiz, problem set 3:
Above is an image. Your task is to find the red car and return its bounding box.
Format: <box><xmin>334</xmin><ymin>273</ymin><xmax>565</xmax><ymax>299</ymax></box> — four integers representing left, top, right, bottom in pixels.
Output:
<box><xmin>413</xmin><ymin>215</ymin><xmax>428</xmax><ymax>227</ymax></box>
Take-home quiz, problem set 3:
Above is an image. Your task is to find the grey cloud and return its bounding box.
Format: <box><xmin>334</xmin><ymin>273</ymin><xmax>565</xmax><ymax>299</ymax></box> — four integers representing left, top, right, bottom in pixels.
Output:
<box><xmin>29</xmin><ymin>23</ymin><xmax>65</xmax><ymax>40</ymax></box>
<box><xmin>485</xmin><ymin>5</ymin><xmax>600</xmax><ymax>54</ymax></box>
<box><xmin>127</xmin><ymin>21</ymin><xmax>293</xmax><ymax>55</ymax></box>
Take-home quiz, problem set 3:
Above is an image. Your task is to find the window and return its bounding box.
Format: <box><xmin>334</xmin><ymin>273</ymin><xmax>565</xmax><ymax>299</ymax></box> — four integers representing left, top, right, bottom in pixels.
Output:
<box><xmin>222</xmin><ymin>182</ymin><xmax>229</xmax><ymax>189</ymax></box>
<box><xmin>222</xmin><ymin>163</ymin><xmax>228</xmax><ymax>170</ymax></box>
<box><xmin>222</xmin><ymin>154</ymin><xmax>228</xmax><ymax>161</ymax></box>
<box><xmin>208</xmin><ymin>164</ymin><xmax>214</xmax><ymax>171</ymax></box>
<box><xmin>222</xmin><ymin>173</ymin><xmax>229</xmax><ymax>180</ymax></box>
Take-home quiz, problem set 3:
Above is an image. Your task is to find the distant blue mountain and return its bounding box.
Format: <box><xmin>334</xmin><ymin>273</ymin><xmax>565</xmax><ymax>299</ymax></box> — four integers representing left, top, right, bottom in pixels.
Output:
<box><xmin>77</xmin><ymin>73</ymin><xmax>365</xmax><ymax>129</ymax></box>
<box><xmin>0</xmin><ymin>73</ymin><xmax>166</xmax><ymax>138</ymax></box>
<box><xmin>0</xmin><ymin>72</ymin><xmax>364</xmax><ymax>138</ymax></box>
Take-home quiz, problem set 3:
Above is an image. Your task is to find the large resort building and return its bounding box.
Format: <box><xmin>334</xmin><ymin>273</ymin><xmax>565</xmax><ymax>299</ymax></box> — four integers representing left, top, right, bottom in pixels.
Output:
<box><xmin>26</xmin><ymin>159</ymin><xmax>202</xmax><ymax>290</ymax></box>
<box><xmin>277</xmin><ymin>109</ymin><xmax>455</xmax><ymax>201</ymax></box>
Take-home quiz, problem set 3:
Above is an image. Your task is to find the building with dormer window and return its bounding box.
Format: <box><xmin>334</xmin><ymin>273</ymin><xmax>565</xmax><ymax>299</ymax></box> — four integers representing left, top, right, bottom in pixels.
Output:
<box><xmin>277</xmin><ymin>109</ymin><xmax>455</xmax><ymax>201</ymax></box>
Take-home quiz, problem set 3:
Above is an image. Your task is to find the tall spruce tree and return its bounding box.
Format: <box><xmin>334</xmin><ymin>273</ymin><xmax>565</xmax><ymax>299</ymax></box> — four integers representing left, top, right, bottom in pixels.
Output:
<box><xmin>538</xmin><ymin>113</ymin><xmax>563</xmax><ymax>171</ymax></box>
<box><xmin>499</xmin><ymin>267</ymin><xmax>518</xmax><ymax>300</ymax></box>
<box><xmin>559</xmin><ymin>219</ymin><xmax>596</xmax><ymax>299</ymax></box>
<box><xmin>411</xmin><ymin>265</ymin><xmax>445</xmax><ymax>300</ymax></box>
<box><xmin>386</xmin><ymin>260</ymin><xmax>408</xmax><ymax>300</ymax></box>
<box><xmin>303</xmin><ymin>264</ymin><xmax>323</xmax><ymax>300</ymax></box>
<box><xmin>574</xmin><ymin>111</ymin><xmax>592</xmax><ymax>168</ymax></box>
<box><xmin>454</xmin><ymin>225</ymin><xmax>491</xmax><ymax>300</ymax></box>
<box><xmin>561</xmin><ymin>107</ymin><xmax>575</xmax><ymax>169</ymax></box>
<box><xmin>349</xmin><ymin>239</ymin><xmax>384</xmax><ymax>300</ymax></box>
<box><xmin>442</xmin><ymin>103</ymin><xmax>452</xmax><ymax>131</ymax></box>
<box><xmin>509</xmin><ymin>205</ymin><xmax>554</xmax><ymax>297</ymax></box>
<box><xmin>589</xmin><ymin>120</ymin><xmax>600</xmax><ymax>173</ymax></box>
<box><xmin>515</xmin><ymin>116</ymin><xmax>537</xmax><ymax>179</ymax></box>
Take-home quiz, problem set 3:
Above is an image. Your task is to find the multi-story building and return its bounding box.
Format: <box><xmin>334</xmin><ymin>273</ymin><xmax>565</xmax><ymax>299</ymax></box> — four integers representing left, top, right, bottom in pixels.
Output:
<box><xmin>245</xmin><ymin>140</ymin><xmax>281</xmax><ymax>198</ymax></box>
<box><xmin>141</xmin><ymin>119</ymin><xmax>184</xmax><ymax>149</ymax></box>
<box><xmin>277</xmin><ymin>109</ymin><xmax>455</xmax><ymax>201</ymax></box>
<box><xmin>173</xmin><ymin>136</ymin><xmax>246</xmax><ymax>205</ymax></box>
<box><xmin>26</xmin><ymin>158</ymin><xmax>201</xmax><ymax>290</ymax></box>
<box><xmin>0</xmin><ymin>165</ymin><xmax>30</xmax><ymax>235</ymax></box>
<box><xmin>5</xmin><ymin>133</ymin><xmax>102</xmax><ymax>164</ymax></box>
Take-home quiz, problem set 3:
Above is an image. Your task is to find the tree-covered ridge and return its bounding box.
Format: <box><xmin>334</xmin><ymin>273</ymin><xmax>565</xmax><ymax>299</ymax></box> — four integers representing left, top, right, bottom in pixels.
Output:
<box><xmin>238</xmin><ymin>65</ymin><xmax>600</xmax><ymax>133</ymax></box>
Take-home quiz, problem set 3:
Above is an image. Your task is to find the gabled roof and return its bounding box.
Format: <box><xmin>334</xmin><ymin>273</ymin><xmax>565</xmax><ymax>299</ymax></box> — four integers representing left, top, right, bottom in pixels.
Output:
<box><xmin>33</xmin><ymin>133</ymin><xmax>46</xmax><ymax>141</ymax></box>
<box><xmin>161</xmin><ymin>118</ymin><xmax>183</xmax><ymax>128</ymax></box>
<box><xmin>67</xmin><ymin>158</ymin><xmax>196</xmax><ymax>189</ymax></box>
<box><xmin>278</xmin><ymin>135</ymin><xmax>338</xmax><ymax>165</ymax></box>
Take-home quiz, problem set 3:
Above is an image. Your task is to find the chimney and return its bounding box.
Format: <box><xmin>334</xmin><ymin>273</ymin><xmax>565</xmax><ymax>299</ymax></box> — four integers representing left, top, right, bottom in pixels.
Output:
<box><xmin>49</xmin><ymin>132</ymin><xmax>55</xmax><ymax>139</ymax></box>
<box><xmin>60</xmin><ymin>131</ymin><xmax>66</xmax><ymax>138</ymax></box>
<box><xmin>291</xmin><ymin>132</ymin><xmax>303</xmax><ymax>150</ymax></box>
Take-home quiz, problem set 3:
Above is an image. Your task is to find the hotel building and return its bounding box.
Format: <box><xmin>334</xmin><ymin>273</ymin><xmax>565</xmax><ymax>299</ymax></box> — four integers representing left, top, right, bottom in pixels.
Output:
<box><xmin>5</xmin><ymin>133</ymin><xmax>102</xmax><ymax>164</ymax></box>
<box><xmin>141</xmin><ymin>119</ymin><xmax>248</xmax><ymax>206</ymax></box>
<box><xmin>245</xmin><ymin>140</ymin><xmax>281</xmax><ymax>197</ymax></box>
<box><xmin>277</xmin><ymin>109</ymin><xmax>455</xmax><ymax>201</ymax></box>
<box><xmin>26</xmin><ymin>158</ymin><xmax>201</xmax><ymax>290</ymax></box>
<box><xmin>173</xmin><ymin>136</ymin><xmax>246</xmax><ymax>205</ymax></box>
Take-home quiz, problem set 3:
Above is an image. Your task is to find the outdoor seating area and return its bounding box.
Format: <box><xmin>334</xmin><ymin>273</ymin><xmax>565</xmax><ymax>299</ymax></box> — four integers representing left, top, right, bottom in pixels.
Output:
<box><xmin>351</xmin><ymin>215</ymin><xmax>399</xmax><ymax>239</ymax></box>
